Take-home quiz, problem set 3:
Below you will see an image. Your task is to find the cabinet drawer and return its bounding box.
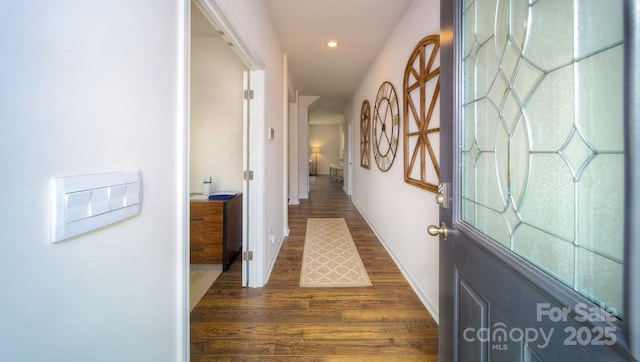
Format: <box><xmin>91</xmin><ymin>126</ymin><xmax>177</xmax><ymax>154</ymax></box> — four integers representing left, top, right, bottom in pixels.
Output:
<box><xmin>190</xmin><ymin>233</ymin><xmax>222</xmax><ymax>249</ymax></box>
<box><xmin>190</xmin><ymin>218</ymin><xmax>223</xmax><ymax>234</ymax></box>
<box><xmin>190</xmin><ymin>202</ymin><xmax>223</xmax><ymax>220</ymax></box>
<box><xmin>190</xmin><ymin>233</ymin><xmax>222</xmax><ymax>263</ymax></box>
<box><xmin>190</xmin><ymin>244</ymin><xmax>221</xmax><ymax>263</ymax></box>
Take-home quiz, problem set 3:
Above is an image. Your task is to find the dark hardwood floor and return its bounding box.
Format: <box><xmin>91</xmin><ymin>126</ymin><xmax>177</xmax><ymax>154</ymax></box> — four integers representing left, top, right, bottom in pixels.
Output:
<box><xmin>190</xmin><ymin>175</ymin><xmax>439</xmax><ymax>361</ymax></box>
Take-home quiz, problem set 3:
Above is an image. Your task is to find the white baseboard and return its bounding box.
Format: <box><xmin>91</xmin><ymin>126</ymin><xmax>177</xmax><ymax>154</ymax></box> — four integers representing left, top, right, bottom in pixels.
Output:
<box><xmin>352</xmin><ymin>199</ymin><xmax>440</xmax><ymax>324</ymax></box>
<box><xmin>263</xmin><ymin>233</ymin><xmax>286</xmax><ymax>284</ymax></box>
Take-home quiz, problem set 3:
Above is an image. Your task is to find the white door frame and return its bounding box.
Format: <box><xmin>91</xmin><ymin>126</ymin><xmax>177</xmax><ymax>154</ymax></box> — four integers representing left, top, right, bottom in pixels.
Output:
<box><xmin>193</xmin><ymin>0</ymin><xmax>267</xmax><ymax>288</ymax></box>
<box><xmin>177</xmin><ymin>2</ymin><xmax>189</xmax><ymax>360</ymax></box>
<box><xmin>346</xmin><ymin>121</ymin><xmax>353</xmax><ymax>196</ymax></box>
<box><xmin>181</xmin><ymin>1</ymin><xmax>267</xmax><ymax>359</ymax></box>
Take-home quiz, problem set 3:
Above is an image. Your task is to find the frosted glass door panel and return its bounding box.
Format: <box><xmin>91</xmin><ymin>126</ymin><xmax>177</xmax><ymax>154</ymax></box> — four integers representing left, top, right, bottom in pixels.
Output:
<box><xmin>461</xmin><ymin>0</ymin><xmax>624</xmax><ymax>316</ymax></box>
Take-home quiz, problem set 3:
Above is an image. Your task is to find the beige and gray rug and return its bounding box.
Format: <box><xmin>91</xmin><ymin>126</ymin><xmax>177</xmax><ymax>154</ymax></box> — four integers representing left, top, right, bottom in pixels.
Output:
<box><xmin>190</xmin><ymin>264</ymin><xmax>222</xmax><ymax>312</ymax></box>
<box><xmin>300</xmin><ymin>218</ymin><xmax>372</xmax><ymax>287</ymax></box>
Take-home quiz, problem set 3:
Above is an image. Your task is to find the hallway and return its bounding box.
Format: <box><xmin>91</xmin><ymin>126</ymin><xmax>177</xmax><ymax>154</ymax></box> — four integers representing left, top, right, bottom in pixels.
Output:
<box><xmin>190</xmin><ymin>175</ymin><xmax>439</xmax><ymax>360</ymax></box>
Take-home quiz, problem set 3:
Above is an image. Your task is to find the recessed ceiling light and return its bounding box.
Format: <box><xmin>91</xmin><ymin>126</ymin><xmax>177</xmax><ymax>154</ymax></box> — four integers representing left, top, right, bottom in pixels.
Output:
<box><xmin>326</xmin><ymin>40</ymin><xmax>339</xmax><ymax>48</ymax></box>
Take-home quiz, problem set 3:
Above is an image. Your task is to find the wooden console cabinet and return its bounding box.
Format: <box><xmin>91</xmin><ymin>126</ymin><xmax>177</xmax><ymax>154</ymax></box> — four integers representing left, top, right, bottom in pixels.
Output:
<box><xmin>189</xmin><ymin>193</ymin><xmax>242</xmax><ymax>271</ymax></box>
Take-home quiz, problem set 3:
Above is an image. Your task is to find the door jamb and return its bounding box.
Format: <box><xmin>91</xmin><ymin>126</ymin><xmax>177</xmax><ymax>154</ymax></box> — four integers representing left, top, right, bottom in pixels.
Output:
<box><xmin>190</xmin><ymin>1</ymin><xmax>267</xmax><ymax>285</ymax></box>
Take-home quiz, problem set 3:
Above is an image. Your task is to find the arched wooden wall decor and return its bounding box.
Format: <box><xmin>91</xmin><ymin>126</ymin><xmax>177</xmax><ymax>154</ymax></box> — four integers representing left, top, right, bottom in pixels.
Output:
<box><xmin>403</xmin><ymin>34</ymin><xmax>441</xmax><ymax>192</ymax></box>
<box><xmin>372</xmin><ymin>81</ymin><xmax>400</xmax><ymax>172</ymax></box>
<box><xmin>360</xmin><ymin>100</ymin><xmax>371</xmax><ymax>169</ymax></box>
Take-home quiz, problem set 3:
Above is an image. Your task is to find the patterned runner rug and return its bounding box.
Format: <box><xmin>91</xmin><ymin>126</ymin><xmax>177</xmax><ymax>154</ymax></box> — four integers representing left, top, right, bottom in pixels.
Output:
<box><xmin>300</xmin><ymin>218</ymin><xmax>372</xmax><ymax>287</ymax></box>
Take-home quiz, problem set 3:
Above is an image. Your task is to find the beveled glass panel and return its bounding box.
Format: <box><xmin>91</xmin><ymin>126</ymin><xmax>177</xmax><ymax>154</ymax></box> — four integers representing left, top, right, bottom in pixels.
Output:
<box><xmin>503</xmin><ymin>202</ymin><xmax>521</xmax><ymax>233</ymax></box>
<box><xmin>509</xmin><ymin>0</ymin><xmax>529</xmax><ymax>50</ymax></box>
<box><xmin>576</xmin><ymin>248</ymin><xmax>623</xmax><ymax>315</ymax></box>
<box><xmin>463</xmin><ymin>0</ymin><xmax>473</xmax><ymax>13</ymax></box>
<box><xmin>500</xmin><ymin>43</ymin><xmax>521</xmax><ymax>82</ymax></box>
<box><xmin>462</xmin><ymin>102</ymin><xmax>476</xmax><ymax>151</ymax></box>
<box><xmin>513</xmin><ymin>224</ymin><xmax>574</xmax><ymax>285</ymax></box>
<box><xmin>512</xmin><ymin>57</ymin><xmax>543</xmax><ymax>103</ymax></box>
<box><xmin>502</xmin><ymin>90</ymin><xmax>521</xmax><ymax>130</ymax></box>
<box><xmin>577</xmin><ymin>45</ymin><xmax>624</xmax><ymax>151</ymax></box>
<box><xmin>524</xmin><ymin>64</ymin><xmax>574</xmax><ymax>152</ymax></box>
<box><xmin>519</xmin><ymin>153</ymin><xmax>574</xmax><ymax>241</ymax></box>
<box><xmin>474</xmin><ymin>99</ymin><xmax>499</xmax><ymax>151</ymax></box>
<box><xmin>578</xmin><ymin>154</ymin><xmax>624</xmax><ymax>260</ymax></box>
<box><xmin>494</xmin><ymin>121</ymin><xmax>510</xmax><ymax>205</ymax></box>
<box><xmin>461</xmin><ymin>0</ymin><xmax>624</xmax><ymax>318</ymax></box>
<box><xmin>495</xmin><ymin>0</ymin><xmax>510</xmax><ymax>57</ymax></box>
<box><xmin>576</xmin><ymin>0</ymin><xmax>623</xmax><ymax>58</ymax></box>
<box><xmin>475</xmin><ymin>40</ymin><xmax>499</xmax><ymax>98</ymax></box>
<box><xmin>476</xmin><ymin>205</ymin><xmax>510</xmax><ymax>247</ymax></box>
<box><xmin>463</xmin><ymin>57</ymin><xmax>477</xmax><ymax>103</ymax></box>
<box><xmin>475</xmin><ymin>153</ymin><xmax>505</xmax><ymax>211</ymax></box>
<box><xmin>462</xmin><ymin>153</ymin><xmax>476</xmax><ymax>202</ymax></box>
<box><xmin>463</xmin><ymin>2</ymin><xmax>476</xmax><ymax>59</ymax></box>
<box><xmin>462</xmin><ymin>198</ymin><xmax>476</xmax><ymax>227</ymax></box>
<box><xmin>522</xmin><ymin>0</ymin><xmax>573</xmax><ymax>71</ymax></box>
<box><xmin>475</xmin><ymin>0</ymin><xmax>498</xmax><ymax>44</ymax></box>
<box><xmin>486</xmin><ymin>69</ymin><xmax>508</xmax><ymax>108</ymax></box>
<box><xmin>509</xmin><ymin>116</ymin><xmax>529</xmax><ymax>206</ymax></box>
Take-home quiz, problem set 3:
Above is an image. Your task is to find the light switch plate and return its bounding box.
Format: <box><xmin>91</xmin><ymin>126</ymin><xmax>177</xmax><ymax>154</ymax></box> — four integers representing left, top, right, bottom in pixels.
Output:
<box><xmin>51</xmin><ymin>170</ymin><xmax>142</xmax><ymax>243</ymax></box>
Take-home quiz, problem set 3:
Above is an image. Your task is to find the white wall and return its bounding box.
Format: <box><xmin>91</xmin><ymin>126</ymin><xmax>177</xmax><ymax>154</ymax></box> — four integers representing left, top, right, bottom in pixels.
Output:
<box><xmin>212</xmin><ymin>0</ymin><xmax>286</xmax><ymax>284</ymax></box>
<box><xmin>0</xmin><ymin>1</ymin><xmax>186</xmax><ymax>361</ymax></box>
<box><xmin>310</xmin><ymin>124</ymin><xmax>342</xmax><ymax>175</ymax></box>
<box><xmin>288</xmin><ymin>96</ymin><xmax>300</xmax><ymax>204</ymax></box>
<box><xmin>190</xmin><ymin>35</ymin><xmax>246</xmax><ymax>193</ymax></box>
<box><xmin>297</xmin><ymin>96</ymin><xmax>320</xmax><ymax>198</ymax></box>
<box><xmin>345</xmin><ymin>0</ymin><xmax>441</xmax><ymax>321</ymax></box>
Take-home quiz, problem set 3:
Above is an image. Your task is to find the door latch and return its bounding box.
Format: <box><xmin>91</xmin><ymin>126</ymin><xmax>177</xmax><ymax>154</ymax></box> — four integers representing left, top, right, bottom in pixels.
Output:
<box><xmin>435</xmin><ymin>182</ymin><xmax>449</xmax><ymax>209</ymax></box>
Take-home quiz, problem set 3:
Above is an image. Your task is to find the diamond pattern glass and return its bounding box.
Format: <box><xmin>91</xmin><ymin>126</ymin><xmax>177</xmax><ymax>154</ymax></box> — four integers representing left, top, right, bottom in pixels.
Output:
<box><xmin>461</xmin><ymin>0</ymin><xmax>624</xmax><ymax>316</ymax></box>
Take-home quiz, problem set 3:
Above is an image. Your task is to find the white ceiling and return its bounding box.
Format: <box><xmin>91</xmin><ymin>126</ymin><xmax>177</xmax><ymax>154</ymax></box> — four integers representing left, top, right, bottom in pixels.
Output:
<box><xmin>264</xmin><ymin>0</ymin><xmax>413</xmax><ymax>115</ymax></box>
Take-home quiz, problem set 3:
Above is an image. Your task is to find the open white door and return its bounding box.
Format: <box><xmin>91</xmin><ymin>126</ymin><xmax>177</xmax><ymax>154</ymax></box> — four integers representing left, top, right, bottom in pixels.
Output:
<box><xmin>241</xmin><ymin>71</ymin><xmax>250</xmax><ymax>287</ymax></box>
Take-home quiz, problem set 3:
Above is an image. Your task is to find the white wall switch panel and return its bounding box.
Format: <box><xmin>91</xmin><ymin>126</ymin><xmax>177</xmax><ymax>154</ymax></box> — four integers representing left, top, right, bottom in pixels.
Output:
<box><xmin>51</xmin><ymin>170</ymin><xmax>142</xmax><ymax>243</ymax></box>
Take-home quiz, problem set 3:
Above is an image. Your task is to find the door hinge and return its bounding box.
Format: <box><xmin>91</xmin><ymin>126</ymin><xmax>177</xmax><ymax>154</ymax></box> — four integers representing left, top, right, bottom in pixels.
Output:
<box><xmin>243</xmin><ymin>251</ymin><xmax>254</xmax><ymax>261</ymax></box>
<box><xmin>243</xmin><ymin>170</ymin><xmax>254</xmax><ymax>180</ymax></box>
<box><xmin>243</xmin><ymin>89</ymin><xmax>254</xmax><ymax>100</ymax></box>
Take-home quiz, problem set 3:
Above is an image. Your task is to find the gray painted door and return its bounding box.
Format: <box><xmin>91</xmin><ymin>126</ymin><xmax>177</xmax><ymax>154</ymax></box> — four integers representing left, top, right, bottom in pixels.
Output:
<box><xmin>438</xmin><ymin>0</ymin><xmax>639</xmax><ymax>360</ymax></box>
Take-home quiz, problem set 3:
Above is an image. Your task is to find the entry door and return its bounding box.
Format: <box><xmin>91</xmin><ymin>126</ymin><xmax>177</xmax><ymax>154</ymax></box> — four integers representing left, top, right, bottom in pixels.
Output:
<box><xmin>438</xmin><ymin>0</ymin><xmax>638</xmax><ymax>360</ymax></box>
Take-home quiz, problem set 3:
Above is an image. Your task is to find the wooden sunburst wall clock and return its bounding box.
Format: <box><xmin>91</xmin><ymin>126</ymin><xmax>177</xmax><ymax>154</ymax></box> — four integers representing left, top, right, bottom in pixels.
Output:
<box><xmin>372</xmin><ymin>81</ymin><xmax>400</xmax><ymax>172</ymax></box>
<box><xmin>360</xmin><ymin>100</ymin><xmax>371</xmax><ymax>169</ymax></box>
<box><xmin>403</xmin><ymin>34</ymin><xmax>441</xmax><ymax>192</ymax></box>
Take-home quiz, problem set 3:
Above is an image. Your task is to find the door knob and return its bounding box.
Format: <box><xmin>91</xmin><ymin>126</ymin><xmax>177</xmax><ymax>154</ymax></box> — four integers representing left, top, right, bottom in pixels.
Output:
<box><xmin>427</xmin><ymin>222</ymin><xmax>448</xmax><ymax>239</ymax></box>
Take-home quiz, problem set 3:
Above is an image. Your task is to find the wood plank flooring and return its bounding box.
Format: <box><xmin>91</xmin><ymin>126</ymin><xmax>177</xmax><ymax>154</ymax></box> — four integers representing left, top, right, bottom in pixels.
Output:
<box><xmin>190</xmin><ymin>175</ymin><xmax>439</xmax><ymax>361</ymax></box>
